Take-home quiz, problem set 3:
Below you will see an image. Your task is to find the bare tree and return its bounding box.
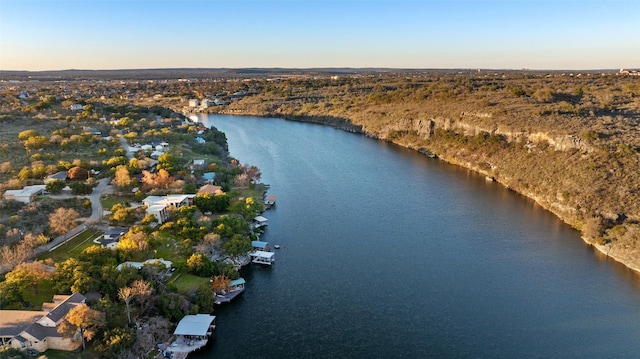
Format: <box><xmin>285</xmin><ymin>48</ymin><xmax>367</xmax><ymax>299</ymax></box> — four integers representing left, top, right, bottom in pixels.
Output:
<box><xmin>49</xmin><ymin>207</ymin><xmax>79</xmax><ymax>240</ymax></box>
<box><xmin>113</xmin><ymin>165</ymin><xmax>132</xmax><ymax>191</ymax></box>
<box><xmin>118</xmin><ymin>287</ymin><xmax>134</xmax><ymax>324</ymax></box>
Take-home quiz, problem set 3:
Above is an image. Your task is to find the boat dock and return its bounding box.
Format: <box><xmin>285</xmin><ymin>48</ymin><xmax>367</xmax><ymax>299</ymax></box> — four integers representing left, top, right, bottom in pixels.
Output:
<box><xmin>214</xmin><ymin>278</ymin><xmax>246</xmax><ymax>304</ymax></box>
<box><xmin>162</xmin><ymin>314</ymin><xmax>215</xmax><ymax>358</ymax></box>
<box><xmin>250</xmin><ymin>250</ymin><xmax>275</xmax><ymax>265</ymax></box>
<box><xmin>263</xmin><ymin>195</ymin><xmax>277</xmax><ymax>210</ymax></box>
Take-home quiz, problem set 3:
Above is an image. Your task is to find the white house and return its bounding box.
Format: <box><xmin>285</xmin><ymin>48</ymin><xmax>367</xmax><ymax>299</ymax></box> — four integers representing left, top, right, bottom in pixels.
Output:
<box><xmin>201</xmin><ymin>99</ymin><xmax>213</xmax><ymax>108</ymax></box>
<box><xmin>188</xmin><ymin>99</ymin><xmax>200</xmax><ymax>107</ymax></box>
<box><xmin>3</xmin><ymin>185</ymin><xmax>46</xmax><ymax>204</ymax></box>
<box><xmin>142</xmin><ymin>194</ymin><xmax>196</xmax><ymax>224</ymax></box>
<box><xmin>69</xmin><ymin>104</ymin><xmax>84</xmax><ymax>111</ymax></box>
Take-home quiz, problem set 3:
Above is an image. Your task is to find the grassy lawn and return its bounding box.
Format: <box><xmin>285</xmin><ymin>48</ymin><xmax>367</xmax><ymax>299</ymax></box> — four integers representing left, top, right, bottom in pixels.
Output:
<box><xmin>44</xmin><ymin>347</ymin><xmax>100</xmax><ymax>359</ymax></box>
<box><xmin>170</xmin><ymin>271</ymin><xmax>210</xmax><ymax>293</ymax></box>
<box><xmin>230</xmin><ymin>183</ymin><xmax>268</xmax><ymax>201</ymax></box>
<box><xmin>2</xmin><ymin>280</ymin><xmax>56</xmax><ymax>310</ymax></box>
<box><xmin>39</xmin><ymin>228</ymin><xmax>103</xmax><ymax>263</ymax></box>
<box><xmin>100</xmin><ymin>194</ymin><xmax>133</xmax><ymax>211</ymax></box>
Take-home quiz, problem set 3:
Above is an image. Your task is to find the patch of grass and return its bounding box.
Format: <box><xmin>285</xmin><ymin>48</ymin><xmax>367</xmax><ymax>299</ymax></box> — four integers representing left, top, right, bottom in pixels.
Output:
<box><xmin>43</xmin><ymin>348</ymin><xmax>100</xmax><ymax>359</ymax></box>
<box><xmin>100</xmin><ymin>194</ymin><xmax>132</xmax><ymax>211</ymax></box>
<box><xmin>39</xmin><ymin>228</ymin><xmax>102</xmax><ymax>263</ymax></box>
<box><xmin>20</xmin><ymin>280</ymin><xmax>55</xmax><ymax>310</ymax></box>
<box><xmin>2</xmin><ymin>280</ymin><xmax>56</xmax><ymax>310</ymax></box>
<box><xmin>170</xmin><ymin>271</ymin><xmax>210</xmax><ymax>293</ymax></box>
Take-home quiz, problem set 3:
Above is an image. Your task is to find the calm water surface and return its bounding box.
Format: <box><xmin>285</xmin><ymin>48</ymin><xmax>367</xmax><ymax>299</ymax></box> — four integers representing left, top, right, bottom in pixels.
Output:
<box><xmin>190</xmin><ymin>114</ymin><xmax>640</xmax><ymax>358</ymax></box>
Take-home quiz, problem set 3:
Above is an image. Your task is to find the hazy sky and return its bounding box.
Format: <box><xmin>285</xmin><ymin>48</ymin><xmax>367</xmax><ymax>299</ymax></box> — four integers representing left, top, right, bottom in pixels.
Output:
<box><xmin>1</xmin><ymin>0</ymin><xmax>638</xmax><ymax>71</ymax></box>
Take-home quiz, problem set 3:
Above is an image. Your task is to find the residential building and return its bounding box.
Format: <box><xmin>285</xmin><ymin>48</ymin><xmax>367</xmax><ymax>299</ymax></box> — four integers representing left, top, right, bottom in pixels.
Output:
<box><xmin>3</xmin><ymin>185</ymin><xmax>46</xmax><ymax>204</ymax></box>
<box><xmin>0</xmin><ymin>293</ymin><xmax>87</xmax><ymax>353</ymax></box>
<box><xmin>142</xmin><ymin>194</ymin><xmax>196</xmax><ymax>224</ymax></box>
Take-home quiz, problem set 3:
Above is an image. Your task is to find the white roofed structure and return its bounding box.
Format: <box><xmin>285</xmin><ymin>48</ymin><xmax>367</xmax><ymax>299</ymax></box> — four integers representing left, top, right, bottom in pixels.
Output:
<box><xmin>250</xmin><ymin>250</ymin><xmax>275</xmax><ymax>265</ymax></box>
<box><xmin>173</xmin><ymin>314</ymin><xmax>216</xmax><ymax>337</ymax></box>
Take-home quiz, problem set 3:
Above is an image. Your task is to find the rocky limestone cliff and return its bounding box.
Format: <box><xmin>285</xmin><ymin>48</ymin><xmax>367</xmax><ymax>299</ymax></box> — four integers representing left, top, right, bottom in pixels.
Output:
<box><xmin>372</xmin><ymin>116</ymin><xmax>591</xmax><ymax>153</ymax></box>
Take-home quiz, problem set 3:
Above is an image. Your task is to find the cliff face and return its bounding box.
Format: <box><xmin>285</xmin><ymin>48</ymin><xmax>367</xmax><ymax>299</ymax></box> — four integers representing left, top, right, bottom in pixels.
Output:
<box><xmin>372</xmin><ymin>116</ymin><xmax>592</xmax><ymax>153</ymax></box>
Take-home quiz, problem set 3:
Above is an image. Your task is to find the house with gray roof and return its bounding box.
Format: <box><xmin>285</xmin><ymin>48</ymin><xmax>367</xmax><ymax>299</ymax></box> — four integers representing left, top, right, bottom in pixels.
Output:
<box><xmin>0</xmin><ymin>293</ymin><xmax>87</xmax><ymax>353</ymax></box>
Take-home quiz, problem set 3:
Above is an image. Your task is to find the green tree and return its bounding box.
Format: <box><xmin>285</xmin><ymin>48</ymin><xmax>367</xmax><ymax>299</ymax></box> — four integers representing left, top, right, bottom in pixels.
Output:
<box><xmin>24</xmin><ymin>136</ymin><xmax>48</xmax><ymax>150</ymax></box>
<box><xmin>0</xmin><ymin>280</ymin><xmax>24</xmax><ymax>308</ymax></box>
<box><xmin>4</xmin><ymin>261</ymin><xmax>52</xmax><ymax>294</ymax></box>
<box><xmin>46</xmin><ymin>179</ymin><xmax>65</xmax><ymax>194</ymax></box>
<box><xmin>69</xmin><ymin>181</ymin><xmax>93</xmax><ymax>195</ymax></box>
<box><xmin>109</xmin><ymin>203</ymin><xmax>136</xmax><ymax>225</ymax></box>
<box><xmin>186</xmin><ymin>253</ymin><xmax>209</xmax><ymax>275</ymax></box>
<box><xmin>228</xmin><ymin>196</ymin><xmax>264</xmax><ymax>220</ymax></box>
<box><xmin>97</xmin><ymin>327</ymin><xmax>136</xmax><ymax>359</ymax></box>
<box><xmin>17</xmin><ymin>129</ymin><xmax>39</xmax><ymax>141</ymax></box>
<box><xmin>123</xmin><ymin>131</ymin><xmax>138</xmax><ymax>145</ymax></box>
<box><xmin>118</xmin><ymin>117</ymin><xmax>134</xmax><ymax>127</ymax></box>
<box><xmin>157</xmin><ymin>152</ymin><xmax>180</xmax><ymax>175</ymax></box>
<box><xmin>212</xmin><ymin>215</ymin><xmax>250</xmax><ymax>240</ymax></box>
<box><xmin>223</xmin><ymin>234</ymin><xmax>252</xmax><ymax>257</ymax></box>
<box><xmin>195</xmin><ymin>193</ymin><xmax>230</xmax><ymax>213</ymax></box>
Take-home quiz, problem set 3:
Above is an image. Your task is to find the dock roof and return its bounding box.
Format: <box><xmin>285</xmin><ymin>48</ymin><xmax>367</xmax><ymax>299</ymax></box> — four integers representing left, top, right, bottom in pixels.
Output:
<box><xmin>251</xmin><ymin>240</ymin><xmax>269</xmax><ymax>249</ymax></box>
<box><xmin>230</xmin><ymin>278</ymin><xmax>246</xmax><ymax>286</ymax></box>
<box><xmin>173</xmin><ymin>314</ymin><xmax>216</xmax><ymax>337</ymax></box>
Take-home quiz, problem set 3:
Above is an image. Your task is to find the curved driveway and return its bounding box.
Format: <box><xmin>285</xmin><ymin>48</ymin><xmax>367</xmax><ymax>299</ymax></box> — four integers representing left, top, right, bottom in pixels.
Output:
<box><xmin>42</xmin><ymin>177</ymin><xmax>110</xmax><ymax>252</ymax></box>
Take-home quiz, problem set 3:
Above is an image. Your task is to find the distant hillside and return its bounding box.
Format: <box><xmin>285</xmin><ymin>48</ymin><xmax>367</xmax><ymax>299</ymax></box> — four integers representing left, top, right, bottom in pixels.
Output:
<box><xmin>0</xmin><ymin>67</ymin><xmax>620</xmax><ymax>81</ymax></box>
<box><xmin>200</xmin><ymin>71</ymin><xmax>640</xmax><ymax>271</ymax></box>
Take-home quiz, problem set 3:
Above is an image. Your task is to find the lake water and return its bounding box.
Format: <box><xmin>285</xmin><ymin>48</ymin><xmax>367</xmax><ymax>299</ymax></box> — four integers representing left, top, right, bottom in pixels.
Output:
<box><xmin>190</xmin><ymin>114</ymin><xmax>640</xmax><ymax>358</ymax></box>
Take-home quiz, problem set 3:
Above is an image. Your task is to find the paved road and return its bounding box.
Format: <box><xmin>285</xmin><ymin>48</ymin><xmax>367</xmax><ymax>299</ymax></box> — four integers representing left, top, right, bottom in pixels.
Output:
<box><xmin>40</xmin><ymin>177</ymin><xmax>110</xmax><ymax>253</ymax></box>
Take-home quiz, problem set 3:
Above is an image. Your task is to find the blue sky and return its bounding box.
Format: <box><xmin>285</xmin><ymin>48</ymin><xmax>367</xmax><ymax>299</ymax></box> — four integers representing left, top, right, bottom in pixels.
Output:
<box><xmin>0</xmin><ymin>0</ymin><xmax>638</xmax><ymax>71</ymax></box>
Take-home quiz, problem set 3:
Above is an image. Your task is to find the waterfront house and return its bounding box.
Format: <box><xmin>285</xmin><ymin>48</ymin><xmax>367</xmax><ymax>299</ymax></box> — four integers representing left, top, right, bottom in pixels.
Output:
<box><xmin>0</xmin><ymin>293</ymin><xmax>87</xmax><ymax>354</ymax></box>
